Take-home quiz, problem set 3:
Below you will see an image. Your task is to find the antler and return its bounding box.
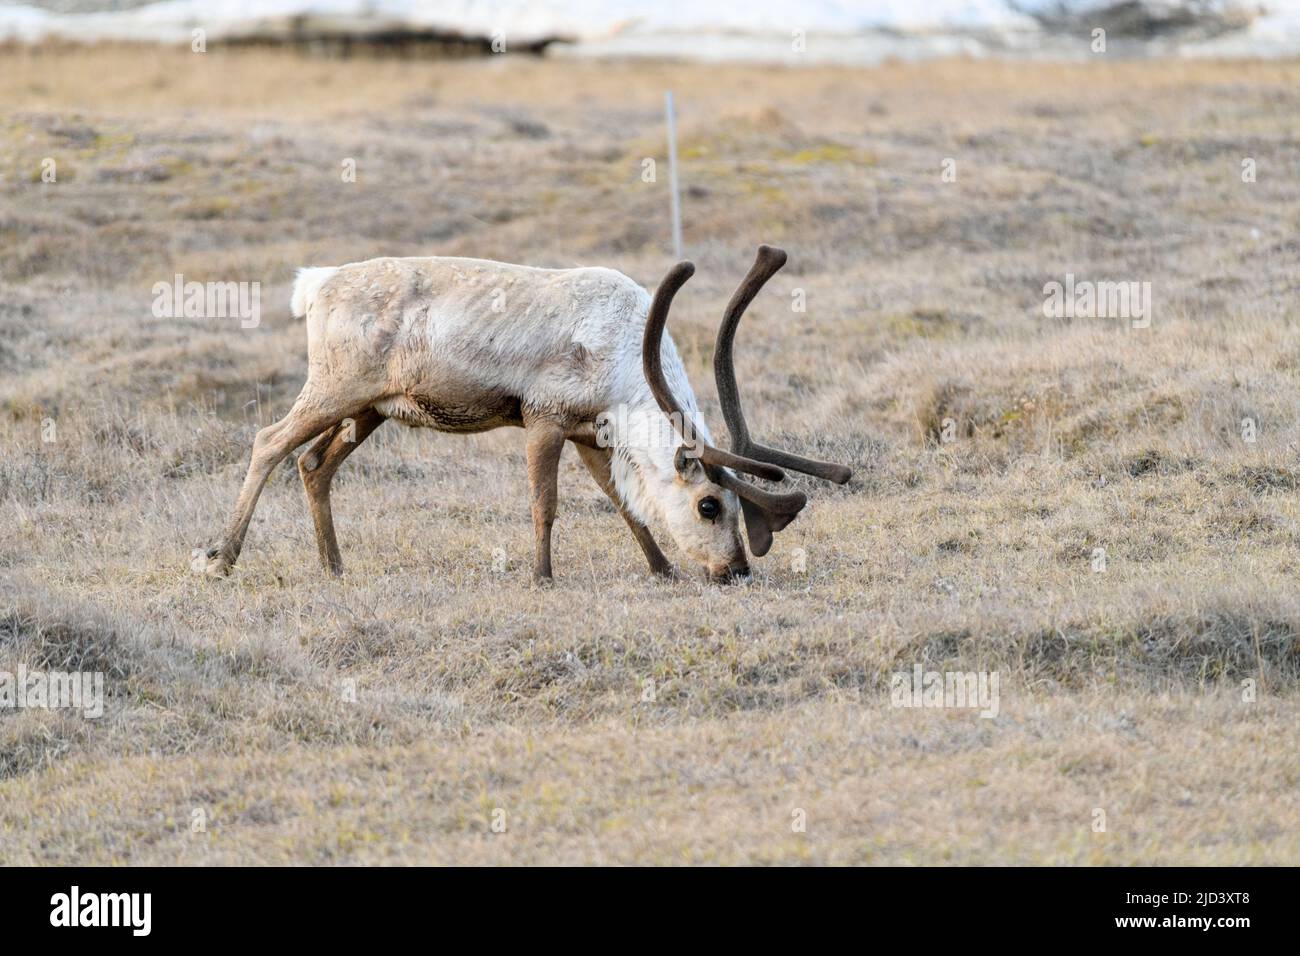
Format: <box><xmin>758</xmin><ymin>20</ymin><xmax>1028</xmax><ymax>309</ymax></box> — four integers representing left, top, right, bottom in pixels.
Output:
<box><xmin>642</xmin><ymin>261</ymin><xmax>787</xmax><ymax>483</ymax></box>
<box><xmin>714</xmin><ymin>245</ymin><xmax>853</xmax><ymax>485</ymax></box>
<box><xmin>642</xmin><ymin>258</ymin><xmax>813</xmax><ymax>557</ymax></box>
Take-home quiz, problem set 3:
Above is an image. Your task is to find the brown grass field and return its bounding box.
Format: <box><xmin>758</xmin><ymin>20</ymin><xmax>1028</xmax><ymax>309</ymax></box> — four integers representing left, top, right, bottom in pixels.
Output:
<box><xmin>0</xmin><ymin>45</ymin><xmax>1297</xmax><ymax>864</ymax></box>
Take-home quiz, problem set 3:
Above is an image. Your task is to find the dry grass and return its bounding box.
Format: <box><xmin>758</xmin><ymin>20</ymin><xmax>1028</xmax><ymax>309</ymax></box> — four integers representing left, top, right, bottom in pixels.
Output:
<box><xmin>0</xmin><ymin>46</ymin><xmax>1296</xmax><ymax>864</ymax></box>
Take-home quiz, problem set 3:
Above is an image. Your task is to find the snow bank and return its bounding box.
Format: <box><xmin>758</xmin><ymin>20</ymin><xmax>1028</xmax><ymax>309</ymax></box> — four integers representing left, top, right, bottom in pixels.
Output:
<box><xmin>0</xmin><ymin>0</ymin><xmax>1294</xmax><ymax>61</ymax></box>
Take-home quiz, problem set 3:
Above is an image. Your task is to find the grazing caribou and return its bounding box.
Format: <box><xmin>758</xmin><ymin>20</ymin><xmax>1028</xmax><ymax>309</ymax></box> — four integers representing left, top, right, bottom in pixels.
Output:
<box><xmin>194</xmin><ymin>245</ymin><xmax>850</xmax><ymax>583</ymax></box>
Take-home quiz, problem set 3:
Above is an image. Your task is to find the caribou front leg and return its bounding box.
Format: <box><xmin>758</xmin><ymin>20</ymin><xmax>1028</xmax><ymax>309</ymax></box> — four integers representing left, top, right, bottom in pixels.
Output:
<box><xmin>572</xmin><ymin>443</ymin><xmax>673</xmax><ymax>578</ymax></box>
<box><xmin>524</xmin><ymin>417</ymin><xmax>568</xmax><ymax>583</ymax></box>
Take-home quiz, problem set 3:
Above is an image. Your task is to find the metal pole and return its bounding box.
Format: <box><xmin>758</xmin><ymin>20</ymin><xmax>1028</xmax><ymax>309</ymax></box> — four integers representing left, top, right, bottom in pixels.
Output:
<box><xmin>665</xmin><ymin>91</ymin><xmax>683</xmax><ymax>259</ymax></box>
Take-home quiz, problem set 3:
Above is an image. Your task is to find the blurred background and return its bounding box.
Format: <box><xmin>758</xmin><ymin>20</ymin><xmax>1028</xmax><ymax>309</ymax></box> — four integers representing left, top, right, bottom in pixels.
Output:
<box><xmin>5</xmin><ymin>0</ymin><xmax>1300</xmax><ymax>60</ymax></box>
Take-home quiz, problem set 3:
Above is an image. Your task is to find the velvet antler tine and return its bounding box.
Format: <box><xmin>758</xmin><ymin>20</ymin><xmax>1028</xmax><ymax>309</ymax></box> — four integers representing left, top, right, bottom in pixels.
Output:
<box><xmin>715</xmin><ymin>470</ymin><xmax>806</xmax><ymax>557</ymax></box>
<box><xmin>642</xmin><ymin>261</ymin><xmax>788</xmax><ymax>484</ymax></box>
<box><xmin>713</xmin><ymin>245</ymin><xmax>785</xmax><ymax>452</ymax></box>
<box><xmin>642</xmin><ymin>260</ymin><xmax>697</xmax><ymax>427</ymax></box>
<box><xmin>698</xmin><ymin>446</ymin><xmax>786</xmax><ymax>482</ymax></box>
<box><xmin>739</xmin><ymin>442</ymin><xmax>851</xmax><ymax>485</ymax></box>
<box><xmin>714</xmin><ymin>245</ymin><xmax>853</xmax><ymax>485</ymax></box>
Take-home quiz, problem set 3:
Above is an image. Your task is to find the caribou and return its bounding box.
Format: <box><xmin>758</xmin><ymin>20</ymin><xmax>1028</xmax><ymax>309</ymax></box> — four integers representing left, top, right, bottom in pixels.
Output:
<box><xmin>193</xmin><ymin>245</ymin><xmax>850</xmax><ymax>584</ymax></box>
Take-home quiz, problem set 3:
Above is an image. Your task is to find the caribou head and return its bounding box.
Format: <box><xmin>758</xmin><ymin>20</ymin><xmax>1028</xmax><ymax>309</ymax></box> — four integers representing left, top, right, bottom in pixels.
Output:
<box><xmin>640</xmin><ymin>245</ymin><xmax>851</xmax><ymax>581</ymax></box>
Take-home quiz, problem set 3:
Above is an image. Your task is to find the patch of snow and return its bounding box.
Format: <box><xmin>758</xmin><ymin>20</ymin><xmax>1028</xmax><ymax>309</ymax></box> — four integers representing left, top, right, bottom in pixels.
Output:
<box><xmin>0</xmin><ymin>0</ymin><xmax>1291</xmax><ymax>59</ymax></box>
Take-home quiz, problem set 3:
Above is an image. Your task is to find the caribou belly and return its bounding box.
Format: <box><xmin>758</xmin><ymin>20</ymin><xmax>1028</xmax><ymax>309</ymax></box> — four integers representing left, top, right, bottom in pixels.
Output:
<box><xmin>373</xmin><ymin>392</ymin><xmax>523</xmax><ymax>433</ymax></box>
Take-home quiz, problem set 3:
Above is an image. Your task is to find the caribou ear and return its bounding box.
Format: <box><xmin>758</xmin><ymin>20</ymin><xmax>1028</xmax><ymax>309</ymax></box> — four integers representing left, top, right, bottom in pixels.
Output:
<box><xmin>674</xmin><ymin>446</ymin><xmax>705</xmax><ymax>479</ymax></box>
<box><xmin>738</xmin><ymin>496</ymin><xmax>802</xmax><ymax>557</ymax></box>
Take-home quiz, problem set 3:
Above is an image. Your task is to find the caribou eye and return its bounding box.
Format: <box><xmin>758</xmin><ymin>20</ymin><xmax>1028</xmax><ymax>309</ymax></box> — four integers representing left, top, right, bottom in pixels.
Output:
<box><xmin>697</xmin><ymin>496</ymin><xmax>720</xmax><ymax>521</ymax></box>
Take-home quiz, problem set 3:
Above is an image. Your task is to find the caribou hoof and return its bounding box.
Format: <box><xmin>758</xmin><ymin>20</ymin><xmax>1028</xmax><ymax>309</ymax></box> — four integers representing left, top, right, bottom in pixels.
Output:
<box><xmin>190</xmin><ymin>546</ymin><xmax>231</xmax><ymax>577</ymax></box>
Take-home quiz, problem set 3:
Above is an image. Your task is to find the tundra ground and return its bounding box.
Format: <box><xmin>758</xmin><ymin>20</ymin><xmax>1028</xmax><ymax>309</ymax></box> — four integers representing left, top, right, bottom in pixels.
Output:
<box><xmin>0</xmin><ymin>47</ymin><xmax>1296</xmax><ymax>864</ymax></box>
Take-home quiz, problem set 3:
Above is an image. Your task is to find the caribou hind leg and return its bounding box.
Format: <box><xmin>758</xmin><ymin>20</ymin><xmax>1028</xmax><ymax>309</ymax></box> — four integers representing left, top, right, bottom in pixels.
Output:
<box><xmin>195</xmin><ymin>386</ymin><xmax>367</xmax><ymax>576</ymax></box>
<box><xmin>298</xmin><ymin>407</ymin><xmax>386</xmax><ymax>576</ymax></box>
